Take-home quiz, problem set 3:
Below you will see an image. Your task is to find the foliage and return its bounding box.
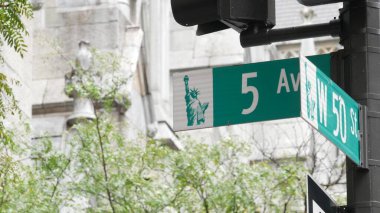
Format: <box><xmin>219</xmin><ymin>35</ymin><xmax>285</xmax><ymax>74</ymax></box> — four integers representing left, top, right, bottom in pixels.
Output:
<box><xmin>0</xmin><ymin>0</ymin><xmax>33</xmax><ymax>59</ymax></box>
<box><xmin>0</xmin><ymin>72</ymin><xmax>20</xmax><ymax>145</ymax></box>
<box><xmin>29</xmin><ymin>121</ymin><xmax>307</xmax><ymax>212</ymax></box>
<box><xmin>0</xmin><ymin>2</ymin><xmax>34</xmax><ymax>212</ymax></box>
<box><xmin>0</xmin><ymin>153</ymin><xmax>56</xmax><ymax>212</ymax></box>
<box><xmin>1</xmin><ymin>121</ymin><xmax>309</xmax><ymax>212</ymax></box>
<box><xmin>0</xmin><ymin>0</ymin><xmax>33</xmax><ymax>142</ymax></box>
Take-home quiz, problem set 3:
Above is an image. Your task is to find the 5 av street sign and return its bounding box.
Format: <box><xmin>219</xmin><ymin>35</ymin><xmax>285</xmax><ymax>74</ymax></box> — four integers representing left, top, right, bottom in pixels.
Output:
<box><xmin>300</xmin><ymin>56</ymin><xmax>361</xmax><ymax>165</ymax></box>
<box><xmin>173</xmin><ymin>54</ymin><xmax>330</xmax><ymax>131</ymax></box>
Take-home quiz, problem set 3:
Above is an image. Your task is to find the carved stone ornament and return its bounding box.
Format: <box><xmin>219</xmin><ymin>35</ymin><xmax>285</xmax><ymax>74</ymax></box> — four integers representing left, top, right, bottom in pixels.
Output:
<box><xmin>66</xmin><ymin>41</ymin><xmax>96</xmax><ymax>127</ymax></box>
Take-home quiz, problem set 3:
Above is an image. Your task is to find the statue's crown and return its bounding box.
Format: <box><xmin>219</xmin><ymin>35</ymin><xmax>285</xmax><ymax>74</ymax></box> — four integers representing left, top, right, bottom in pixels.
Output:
<box><xmin>190</xmin><ymin>88</ymin><xmax>199</xmax><ymax>96</ymax></box>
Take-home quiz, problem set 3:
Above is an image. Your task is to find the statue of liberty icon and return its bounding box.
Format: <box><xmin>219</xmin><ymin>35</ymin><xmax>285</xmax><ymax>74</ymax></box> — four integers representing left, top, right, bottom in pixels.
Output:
<box><xmin>304</xmin><ymin>63</ymin><xmax>316</xmax><ymax>121</ymax></box>
<box><xmin>184</xmin><ymin>75</ymin><xmax>209</xmax><ymax>126</ymax></box>
<box><xmin>306</xmin><ymin>80</ymin><xmax>316</xmax><ymax>121</ymax></box>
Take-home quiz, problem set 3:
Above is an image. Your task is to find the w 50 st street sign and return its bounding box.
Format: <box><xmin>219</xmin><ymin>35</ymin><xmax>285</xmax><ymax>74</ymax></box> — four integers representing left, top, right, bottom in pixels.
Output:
<box><xmin>300</xmin><ymin>56</ymin><xmax>361</xmax><ymax>165</ymax></box>
<box><xmin>173</xmin><ymin>54</ymin><xmax>330</xmax><ymax>131</ymax></box>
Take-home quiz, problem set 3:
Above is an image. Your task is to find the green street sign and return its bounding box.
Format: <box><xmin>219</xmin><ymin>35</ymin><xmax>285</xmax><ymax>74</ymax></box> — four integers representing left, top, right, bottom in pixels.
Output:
<box><xmin>173</xmin><ymin>54</ymin><xmax>331</xmax><ymax>131</ymax></box>
<box><xmin>300</xmin><ymin>56</ymin><xmax>361</xmax><ymax>166</ymax></box>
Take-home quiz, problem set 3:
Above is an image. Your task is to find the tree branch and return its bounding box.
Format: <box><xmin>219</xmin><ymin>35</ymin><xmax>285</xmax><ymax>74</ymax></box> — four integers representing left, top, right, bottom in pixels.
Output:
<box><xmin>50</xmin><ymin>159</ymin><xmax>71</xmax><ymax>200</ymax></box>
<box><xmin>93</xmin><ymin>107</ymin><xmax>116</xmax><ymax>213</ymax></box>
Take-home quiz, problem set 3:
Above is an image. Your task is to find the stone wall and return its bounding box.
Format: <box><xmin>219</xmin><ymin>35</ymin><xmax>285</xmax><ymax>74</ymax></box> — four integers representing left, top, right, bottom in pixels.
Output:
<box><xmin>31</xmin><ymin>0</ymin><xmax>142</xmax><ymax>139</ymax></box>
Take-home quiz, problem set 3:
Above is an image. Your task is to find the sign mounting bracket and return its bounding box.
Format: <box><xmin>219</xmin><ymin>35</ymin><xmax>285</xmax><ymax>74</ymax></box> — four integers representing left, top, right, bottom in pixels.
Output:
<box><xmin>359</xmin><ymin>105</ymin><xmax>368</xmax><ymax>169</ymax></box>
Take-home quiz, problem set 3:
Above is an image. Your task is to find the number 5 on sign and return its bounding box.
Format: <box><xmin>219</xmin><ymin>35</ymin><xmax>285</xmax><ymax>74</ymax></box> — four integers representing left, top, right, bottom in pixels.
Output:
<box><xmin>241</xmin><ymin>72</ymin><xmax>259</xmax><ymax>115</ymax></box>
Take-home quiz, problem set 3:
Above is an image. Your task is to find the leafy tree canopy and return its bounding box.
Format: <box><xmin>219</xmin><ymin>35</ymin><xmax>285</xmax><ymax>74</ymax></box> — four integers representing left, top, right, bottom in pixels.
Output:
<box><xmin>0</xmin><ymin>0</ymin><xmax>33</xmax><ymax>59</ymax></box>
<box><xmin>0</xmin><ymin>0</ymin><xmax>33</xmax><ymax>144</ymax></box>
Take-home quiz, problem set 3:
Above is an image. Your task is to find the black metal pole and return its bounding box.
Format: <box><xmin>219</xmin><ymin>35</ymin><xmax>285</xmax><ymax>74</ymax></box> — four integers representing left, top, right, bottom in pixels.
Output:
<box><xmin>341</xmin><ymin>0</ymin><xmax>380</xmax><ymax>212</ymax></box>
<box><xmin>240</xmin><ymin>19</ymin><xmax>341</xmax><ymax>47</ymax></box>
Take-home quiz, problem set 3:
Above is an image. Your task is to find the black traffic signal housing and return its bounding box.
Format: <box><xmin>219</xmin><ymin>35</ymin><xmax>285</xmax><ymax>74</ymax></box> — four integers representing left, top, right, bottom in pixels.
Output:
<box><xmin>297</xmin><ymin>0</ymin><xmax>343</xmax><ymax>6</ymax></box>
<box><xmin>171</xmin><ymin>0</ymin><xmax>275</xmax><ymax>36</ymax></box>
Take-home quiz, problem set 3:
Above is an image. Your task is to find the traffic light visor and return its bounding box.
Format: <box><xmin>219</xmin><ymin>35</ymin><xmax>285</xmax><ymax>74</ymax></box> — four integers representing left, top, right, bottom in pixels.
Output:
<box><xmin>171</xmin><ymin>0</ymin><xmax>219</xmax><ymax>26</ymax></box>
